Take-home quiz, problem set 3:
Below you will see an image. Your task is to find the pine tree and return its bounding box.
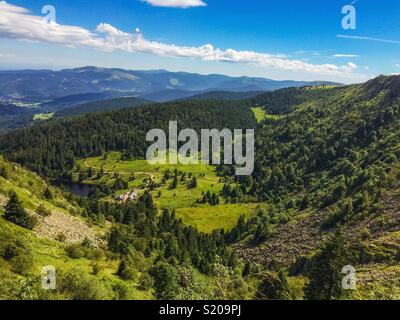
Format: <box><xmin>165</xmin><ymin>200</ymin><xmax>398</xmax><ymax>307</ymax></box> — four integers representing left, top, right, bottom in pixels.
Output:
<box><xmin>43</xmin><ymin>187</ymin><xmax>53</xmax><ymax>200</ymax></box>
<box><xmin>171</xmin><ymin>176</ymin><xmax>178</xmax><ymax>189</ymax></box>
<box><xmin>242</xmin><ymin>261</ymin><xmax>251</xmax><ymax>277</ymax></box>
<box><xmin>4</xmin><ymin>192</ymin><xmax>37</xmax><ymax>230</ymax></box>
<box><xmin>149</xmin><ymin>262</ymin><xmax>179</xmax><ymax>300</ymax></box>
<box><xmin>188</xmin><ymin>177</ymin><xmax>198</xmax><ymax>189</ymax></box>
<box><xmin>305</xmin><ymin>232</ymin><xmax>348</xmax><ymax>300</ymax></box>
<box><xmin>0</xmin><ymin>165</ymin><xmax>8</xmax><ymax>179</ymax></box>
<box><xmin>256</xmin><ymin>270</ymin><xmax>292</xmax><ymax>300</ymax></box>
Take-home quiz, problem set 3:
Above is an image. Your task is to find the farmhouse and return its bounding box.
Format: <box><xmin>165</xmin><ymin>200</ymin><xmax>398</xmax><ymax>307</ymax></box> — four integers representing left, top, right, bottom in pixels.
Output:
<box><xmin>114</xmin><ymin>189</ymin><xmax>138</xmax><ymax>203</ymax></box>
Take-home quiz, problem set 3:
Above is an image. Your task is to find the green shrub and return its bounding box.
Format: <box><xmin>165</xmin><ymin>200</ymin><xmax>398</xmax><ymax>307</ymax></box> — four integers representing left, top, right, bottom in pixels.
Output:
<box><xmin>1</xmin><ymin>239</ymin><xmax>25</xmax><ymax>261</ymax></box>
<box><xmin>91</xmin><ymin>262</ymin><xmax>102</xmax><ymax>275</ymax></box>
<box><xmin>58</xmin><ymin>268</ymin><xmax>113</xmax><ymax>300</ymax></box>
<box><xmin>138</xmin><ymin>272</ymin><xmax>154</xmax><ymax>291</ymax></box>
<box><xmin>0</xmin><ymin>270</ymin><xmax>48</xmax><ymax>300</ymax></box>
<box><xmin>56</xmin><ymin>233</ymin><xmax>67</xmax><ymax>242</ymax></box>
<box><xmin>85</xmin><ymin>248</ymin><xmax>104</xmax><ymax>261</ymax></box>
<box><xmin>117</xmin><ymin>259</ymin><xmax>138</xmax><ymax>280</ymax></box>
<box><xmin>11</xmin><ymin>254</ymin><xmax>34</xmax><ymax>276</ymax></box>
<box><xmin>65</xmin><ymin>244</ymin><xmax>85</xmax><ymax>259</ymax></box>
<box><xmin>36</xmin><ymin>204</ymin><xmax>52</xmax><ymax>217</ymax></box>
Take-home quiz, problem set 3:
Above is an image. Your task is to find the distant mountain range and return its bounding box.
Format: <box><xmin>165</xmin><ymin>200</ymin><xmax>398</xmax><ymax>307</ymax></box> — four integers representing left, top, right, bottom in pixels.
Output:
<box><xmin>0</xmin><ymin>66</ymin><xmax>342</xmax><ymax>130</ymax></box>
<box><xmin>0</xmin><ymin>66</ymin><xmax>341</xmax><ymax>106</ymax></box>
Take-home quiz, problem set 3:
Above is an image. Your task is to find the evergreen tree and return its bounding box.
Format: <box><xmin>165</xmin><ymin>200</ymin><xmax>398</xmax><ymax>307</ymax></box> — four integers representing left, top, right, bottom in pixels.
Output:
<box><xmin>256</xmin><ymin>270</ymin><xmax>292</xmax><ymax>300</ymax></box>
<box><xmin>242</xmin><ymin>261</ymin><xmax>251</xmax><ymax>277</ymax></box>
<box><xmin>188</xmin><ymin>177</ymin><xmax>198</xmax><ymax>189</ymax></box>
<box><xmin>0</xmin><ymin>165</ymin><xmax>8</xmax><ymax>179</ymax></box>
<box><xmin>149</xmin><ymin>262</ymin><xmax>180</xmax><ymax>300</ymax></box>
<box><xmin>4</xmin><ymin>192</ymin><xmax>37</xmax><ymax>230</ymax></box>
<box><xmin>43</xmin><ymin>187</ymin><xmax>53</xmax><ymax>200</ymax></box>
<box><xmin>305</xmin><ymin>232</ymin><xmax>348</xmax><ymax>300</ymax></box>
<box><xmin>171</xmin><ymin>176</ymin><xmax>179</xmax><ymax>189</ymax></box>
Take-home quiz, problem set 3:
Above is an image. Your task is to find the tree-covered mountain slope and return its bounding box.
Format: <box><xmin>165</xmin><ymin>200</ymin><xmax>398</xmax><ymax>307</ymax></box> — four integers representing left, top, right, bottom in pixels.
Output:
<box><xmin>55</xmin><ymin>96</ymin><xmax>151</xmax><ymax>117</ymax></box>
<box><xmin>0</xmin><ymin>75</ymin><xmax>400</xmax><ymax>299</ymax></box>
<box><xmin>0</xmin><ymin>100</ymin><xmax>256</xmax><ymax>177</ymax></box>
<box><xmin>225</xmin><ymin>76</ymin><xmax>400</xmax><ymax>298</ymax></box>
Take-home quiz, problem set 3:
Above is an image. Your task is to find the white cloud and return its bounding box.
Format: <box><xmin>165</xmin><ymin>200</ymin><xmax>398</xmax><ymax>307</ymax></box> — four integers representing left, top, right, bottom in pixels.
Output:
<box><xmin>0</xmin><ymin>2</ymin><xmax>103</xmax><ymax>48</ymax></box>
<box><xmin>347</xmin><ymin>62</ymin><xmax>357</xmax><ymax>69</ymax></box>
<box><xmin>142</xmin><ymin>0</ymin><xmax>207</xmax><ymax>8</ymax></box>
<box><xmin>333</xmin><ymin>54</ymin><xmax>360</xmax><ymax>58</ymax></box>
<box><xmin>0</xmin><ymin>2</ymin><xmax>360</xmax><ymax>78</ymax></box>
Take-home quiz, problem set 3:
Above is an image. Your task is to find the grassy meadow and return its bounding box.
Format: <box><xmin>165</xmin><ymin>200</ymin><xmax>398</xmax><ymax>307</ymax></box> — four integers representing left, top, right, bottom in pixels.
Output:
<box><xmin>77</xmin><ymin>152</ymin><xmax>260</xmax><ymax>233</ymax></box>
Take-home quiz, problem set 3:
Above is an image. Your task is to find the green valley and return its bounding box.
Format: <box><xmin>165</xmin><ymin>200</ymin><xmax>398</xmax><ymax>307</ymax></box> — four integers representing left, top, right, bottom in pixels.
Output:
<box><xmin>0</xmin><ymin>76</ymin><xmax>400</xmax><ymax>300</ymax></box>
<box><xmin>76</xmin><ymin>152</ymin><xmax>260</xmax><ymax>233</ymax></box>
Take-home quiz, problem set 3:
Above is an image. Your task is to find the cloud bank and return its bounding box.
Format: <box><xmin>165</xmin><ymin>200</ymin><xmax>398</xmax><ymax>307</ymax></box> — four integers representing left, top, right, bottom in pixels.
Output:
<box><xmin>142</xmin><ymin>0</ymin><xmax>207</xmax><ymax>8</ymax></box>
<box><xmin>0</xmin><ymin>2</ymin><xmax>359</xmax><ymax>77</ymax></box>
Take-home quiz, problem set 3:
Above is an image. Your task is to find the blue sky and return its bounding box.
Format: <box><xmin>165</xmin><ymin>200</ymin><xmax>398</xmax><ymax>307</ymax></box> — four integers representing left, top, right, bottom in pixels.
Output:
<box><xmin>0</xmin><ymin>0</ymin><xmax>399</xmax><ymax>83</ymax></box>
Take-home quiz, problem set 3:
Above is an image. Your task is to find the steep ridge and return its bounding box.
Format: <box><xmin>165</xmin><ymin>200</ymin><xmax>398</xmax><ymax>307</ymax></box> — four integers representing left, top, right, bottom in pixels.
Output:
<box><xmin>235</xmin><ymin>75</ymin><xmax>400</xmax><ymax>272</ymax></box>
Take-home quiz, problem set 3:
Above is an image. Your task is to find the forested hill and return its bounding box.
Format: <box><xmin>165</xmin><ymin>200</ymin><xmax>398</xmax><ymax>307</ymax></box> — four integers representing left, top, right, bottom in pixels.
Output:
<box><xmin>248</xmin><ymin>85</ymin><xmax>346</xmax><ymax>114</ymax></box>
<box><xmin>0</xmin><ymin>100</ymin><xmax>256</xmax><ymax>178</ymax></box>
<box><xmin>227</xmin><ymin>75</ymin><xmax>400</xmax><ymax>269</ymax></box>
<box><xmin>55</xmin><ymin>96</ymin><xmax>151</xmax><ymax>117</ymax></box>
<box><xmin>251</xmin><ymin>75</ymin><xmax>400</xmax><ymax>203</ymax></box>
<box><xmin>1</xmin><ymin>75</ymin><xmax>400</xmax><ymax>295</ymax></box>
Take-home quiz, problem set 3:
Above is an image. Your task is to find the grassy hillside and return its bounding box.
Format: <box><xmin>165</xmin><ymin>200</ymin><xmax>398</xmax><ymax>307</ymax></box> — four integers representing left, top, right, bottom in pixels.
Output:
<box><xmin>1</xmin><ymin>76</ymin><xmax>400</xmax><ymax>300</ymax></box>
<box><xmin>0</xmin><ymin>154</ymin><xmax>258</xmax><ymax>300</ymax></box>
<box><xmin>0</xmin><ymin>156</ymin><xmax>155</xmax><ymax>300</ymax></box>
<box><xmin>76</xmin><ymin>152</ymin><xmax>260</xmax><ymax>233</ymax></box>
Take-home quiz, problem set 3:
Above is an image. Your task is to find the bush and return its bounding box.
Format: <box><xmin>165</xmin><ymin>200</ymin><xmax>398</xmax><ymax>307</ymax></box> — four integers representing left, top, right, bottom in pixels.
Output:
<box><xmin>56</xmin><ymin>233</ymin><xmax>67</xmax><ymax>242</ymax></box>
<box><xmin>117</xmin><ymin>259</ymin><xmax>138</xmax><ymax>280</ymax></box>
<box><xmin>85</xmin><ymin>248</ymin><xmax>104</xmax><ymax>261</ymax></box>
<box><xmin>58</xmin><ymin>268</ymin><xmax>113</xmax><ymax>300</ymax></box>
<box><xmin>138</xmin><ymin>272</ymin><xmax>154</xmax><ymax>291</ymax></box>
<box><xmin>81</xmin><ymin>237</ymin><xmax>93</xmax><ymax>249</ymax></box>
<box><xmin>11</xmin><ymin>254</ymin><xmax>34</xmax><ymax>276</ymax></box>
<box><xmin>0</xmin><ymin>270</ymin><xmax>48</xmax><ymax>300</ymax></box>
<box><xmin>91</xmin><ymin>262</ymin><xmax>102</xmax><ymax>275</ymax></box>
<box><xmin>1</xmin><ymin>239</ymin><xmax>26</xmax><ymax>261</ymax></box>
<box><xmin>36</xmin><ymin>204</ymin><xmax>52</xmax><ymax>217</ymax></box>
<box><xmin>112</xmin><ymin>282</ymin><xmax>131</xmax><ymax>300</ymax></box>
<box><xmin>65</xmin><ymin>244</ymin><xmax>85</xmax><ymax>259</ymax></box>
